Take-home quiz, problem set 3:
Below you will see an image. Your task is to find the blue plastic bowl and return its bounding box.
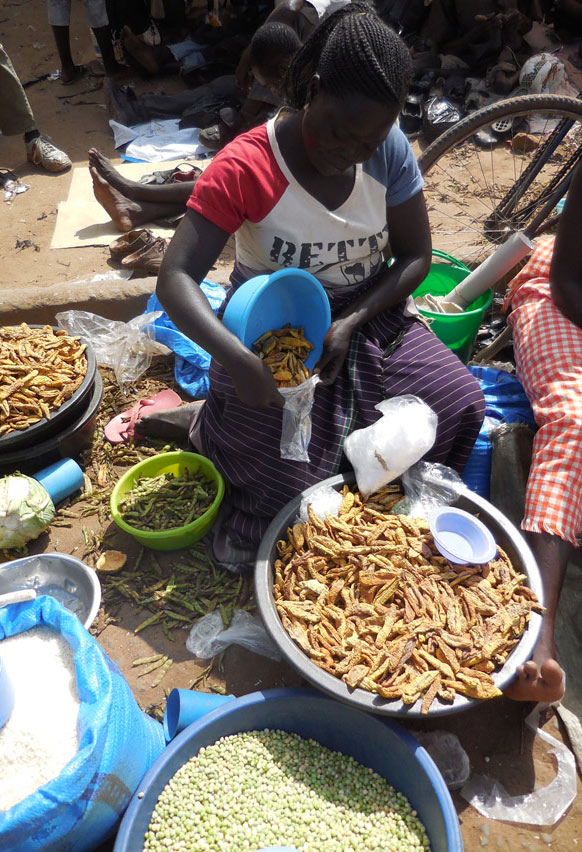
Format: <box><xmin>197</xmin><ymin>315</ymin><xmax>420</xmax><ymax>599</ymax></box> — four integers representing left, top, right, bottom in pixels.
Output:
<box><xmin>222</xmin><ymin>269</ymin><xmax>332</xmax><ymax>370</ymax></box>
<box><xmin>114</xmin><ymin>688</ymin><xmax>462</xmax><ymax>852</ymax></box>
<box><xmin>429</xmin><ymin>506</ymin><xmax>497</xmax><ymax>565</ymax></box>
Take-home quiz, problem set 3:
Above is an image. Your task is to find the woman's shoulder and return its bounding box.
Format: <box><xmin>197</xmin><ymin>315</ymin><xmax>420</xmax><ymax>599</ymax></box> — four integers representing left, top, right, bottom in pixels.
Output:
<box><xmin>187</xmin><ymin>123</ymin><xmax>289</xmax><ymax>232</ymax></box>
<box><xmin>363</xmin><ymin>124</ymin><xmax>423</xmax><ymax>206</ymax></box>
<box><xmin>207</xmin><ymin>124</ymin><xmax>275</xmax><ymax>171</ymax></box>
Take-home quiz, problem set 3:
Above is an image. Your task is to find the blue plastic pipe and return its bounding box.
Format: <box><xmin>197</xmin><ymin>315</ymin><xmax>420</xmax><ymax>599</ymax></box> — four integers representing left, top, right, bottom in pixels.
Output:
<box><xmin>163</xmin><ymin>688</ymin><xmax>235</xmax><ymax>742</ymax></box>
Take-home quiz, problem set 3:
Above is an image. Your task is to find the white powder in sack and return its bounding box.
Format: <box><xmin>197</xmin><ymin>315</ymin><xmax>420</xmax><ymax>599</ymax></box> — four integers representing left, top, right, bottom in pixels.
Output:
<box><xmin>0</xmin><ymin>626</ymin><xmax>80</xmax><ymax>811</ymax></box>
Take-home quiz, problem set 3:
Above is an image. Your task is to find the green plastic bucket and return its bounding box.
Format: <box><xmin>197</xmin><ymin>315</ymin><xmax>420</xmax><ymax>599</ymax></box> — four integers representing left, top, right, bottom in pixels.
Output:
<box><xmin>413</xmin><ymin>249</ymin><xmax>493</xmax><ymax>363</ymax></box>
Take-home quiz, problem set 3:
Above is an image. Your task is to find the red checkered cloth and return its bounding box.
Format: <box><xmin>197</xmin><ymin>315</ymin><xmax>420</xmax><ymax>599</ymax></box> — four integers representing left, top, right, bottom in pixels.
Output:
<box><xmin>505</xmin><ymin>237</ymin><xmax>582</xmax><ymax>547</ymax></box>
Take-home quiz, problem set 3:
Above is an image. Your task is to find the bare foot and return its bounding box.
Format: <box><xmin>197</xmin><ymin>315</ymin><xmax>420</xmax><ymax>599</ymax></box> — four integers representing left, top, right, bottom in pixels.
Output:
<box><xmin>89</xmin><ymin>148</ymin><xmax>133</xmax><ymax>196</ymax></box>
<box><xmin>135</xmin><ymin>402</ymin><xmax>204</xmax><ymax>440</ymax></box>
<box><xmin>90</xmin><ymin>164</ymin><xmax>143</xmax><ymax>232</ymax></box>
<box><xmin>504</xmin><ymin>657</ymin><xmax>565</xmax><ymax>704</ymax></box>
<box><xmin>121</xmin><ymin>26</ymin><xmax>161</xmax><ymax>75</ymax></box>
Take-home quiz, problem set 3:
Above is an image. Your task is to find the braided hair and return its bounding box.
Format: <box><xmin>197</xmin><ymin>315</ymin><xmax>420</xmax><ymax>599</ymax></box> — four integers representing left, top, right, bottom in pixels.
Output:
<box><xmin>285</xmin><ymin>1</ymin><xmax>412</xmax><ymax>110</ymax></box>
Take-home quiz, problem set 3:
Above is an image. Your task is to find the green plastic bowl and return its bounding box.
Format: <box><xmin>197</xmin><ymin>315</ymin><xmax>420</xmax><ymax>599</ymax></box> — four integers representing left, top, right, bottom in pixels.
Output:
<box><xmin>110</xmin><ymin>452</ymin><xmax>225</xmax><ymax>551</ymax></box>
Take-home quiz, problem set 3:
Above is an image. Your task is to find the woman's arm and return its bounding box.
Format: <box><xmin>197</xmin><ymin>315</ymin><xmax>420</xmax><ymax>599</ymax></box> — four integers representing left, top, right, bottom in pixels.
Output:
<box><xmin>315</xmin><ymin>191</ymin><xmax>432</xmax><ymax>384</ymax></box>
<box><xmin>157</xmin><ymin>209</ymin><xmax>284</xmax><ymax>408</ymax></box>
<box><xmin>550</xmin><ymin>162</ymin><xmax>582</xmax><ymax>329</ymax></box>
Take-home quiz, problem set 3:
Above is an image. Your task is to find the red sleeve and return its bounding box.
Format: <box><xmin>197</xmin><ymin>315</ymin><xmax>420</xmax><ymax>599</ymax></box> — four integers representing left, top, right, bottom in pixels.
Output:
<box><xmin>186</xmin><ymin>124</ymin><xmax>288</xmax><ymax>233</ymax></box>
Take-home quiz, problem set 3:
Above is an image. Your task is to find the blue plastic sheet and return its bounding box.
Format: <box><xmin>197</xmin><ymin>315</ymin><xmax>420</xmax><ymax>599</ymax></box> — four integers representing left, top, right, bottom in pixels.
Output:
<box><xmin>0</xmin><ymin>597</ymin><xmax>165</xmax><ymax>852</ymax></box>
<box><xmin>462</xmin><ymin>366</ymin><xmax>536</xmax><ymax>499</ymax></box>
<box><xmin>146</xmin><ymin>280</ymin><xmax>226</xmax><ymax>399</ymax></box>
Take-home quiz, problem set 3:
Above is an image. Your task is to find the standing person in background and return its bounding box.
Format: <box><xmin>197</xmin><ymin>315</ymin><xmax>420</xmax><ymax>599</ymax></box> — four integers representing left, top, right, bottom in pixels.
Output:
<box><xmin>0</xmin><ymin>43</ymin><xmax>71</xmax><ymax>171</ymax></box>
<box><xmin>502</xmin><ymin>162</ymin><xmax>582</xmax><ymax>706</ymax></box>
<box><xmin>47</xmin><ymin>0</ymin><xmax>124</xmax><ymax>83</ymax></box>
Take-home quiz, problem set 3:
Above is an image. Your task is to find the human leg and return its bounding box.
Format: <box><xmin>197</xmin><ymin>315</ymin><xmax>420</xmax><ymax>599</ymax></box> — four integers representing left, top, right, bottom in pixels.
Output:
<box><xmin>0</xmin><ymin>42</ymin><xmax>71</xmax><ymax>171</ymax></box>
<box><xmin>377</xmin><ymin>318</ymin><xmax>486</xmax><ymax>472</ymax></box>
<box><xmin>0</xmin><ymin>42</ymin><xmax>37</xmax><ymax>136</ymax></box>
<box><xmin>121</xmin><ymin>26</ymin><xmax>175</xmax><ymax>75</ymax></box>
<box><xmin>503</xmin><ymin>267</ymin><xmax>582</xmax><ymax>702</ymax></box>
<box><xmin>90</xmin><ymin>164</ymin><xmax>188</xmax><ymax>231</ymax></box>
<box><xmin>88</xmin><ymin>148</ymin><xmax>197</xmax><ymax>203</ymax></box>
<box><xmin>47</xmin><ymin>0</ymin><xmax>79</xmax><ymax>82</ymax></box>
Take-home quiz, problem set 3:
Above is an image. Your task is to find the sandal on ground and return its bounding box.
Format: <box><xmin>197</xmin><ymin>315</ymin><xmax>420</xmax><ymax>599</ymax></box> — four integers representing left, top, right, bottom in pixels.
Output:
<box><xmin>104</xmin><ymin>389</ymin><xmax>182</xmax><ymax>443</ymax></box>
<box><xmin>120</xmin><ymin>236</ymin><xmax>168</xmax><ymax>273</ymax></box>
<box><xmin>400</xmin><ymin>93</ymin><xmax>424</xmax><ymax>136</ymax></box>
<box><xmin>109</xmin><ymin>228</ymin><xmax>155</xmax><ymax>260</ymax></box>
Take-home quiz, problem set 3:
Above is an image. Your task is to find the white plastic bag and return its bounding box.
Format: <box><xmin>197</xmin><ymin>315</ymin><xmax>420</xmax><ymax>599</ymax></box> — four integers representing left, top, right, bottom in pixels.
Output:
<box><xmin>298</xmin><ymin>484</ymin><xmax>343</xmax><ymax>523</ymax></box>
<box><xmin>461</xmin><ymin>704</ymin><xmax>577</xmax><ymax>825</ymax></box>
<box><xmin>186</xmin><ymin>609</ymin><xmax>282</xmax><ymax>661</ymax></box>
<box><xmin>279</xmin><ymin>375</ymin><xmax>320</xmax><ymax>462</ymax></box>
<box><xmin>56</xmin><ymin>309</ymin><xmax>170</xmax><ymax>387</ymax></box>
<box><xmin>343</xmin><ymin>395</ymin><xmax>437</xmax><ymax>497</ymax></box>
<box><xmin>397</xmin><ymin>460</ymin><xmax>463</xmax><ymax>517</ymax></box>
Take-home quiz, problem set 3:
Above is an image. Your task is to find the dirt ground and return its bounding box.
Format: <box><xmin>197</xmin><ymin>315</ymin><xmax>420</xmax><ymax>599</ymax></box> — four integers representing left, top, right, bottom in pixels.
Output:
<box><xmin>1</xmin><ymin>1</ymin><xmax>582</xmax><ymax>850</ymax></box>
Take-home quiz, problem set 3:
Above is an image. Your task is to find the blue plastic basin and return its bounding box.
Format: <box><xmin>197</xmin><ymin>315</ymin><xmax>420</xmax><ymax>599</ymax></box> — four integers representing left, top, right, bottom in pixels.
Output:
<box><xmin>114</xmin><ymin>688</ymin><xmax>463</xmax><ymax>852</ymax></box>
<box><xmin>222</xmin><ymin>269</ymin><xmax>332</xmax><ymax>370</ymax></box>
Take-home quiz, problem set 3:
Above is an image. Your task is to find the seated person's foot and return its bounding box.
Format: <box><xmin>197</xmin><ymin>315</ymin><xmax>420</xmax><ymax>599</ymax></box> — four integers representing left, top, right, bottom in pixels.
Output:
<box><xmin>135</xmin><ymin>401</ymin><xmax>204</xmax><ymax>440</ymax></box>
<box><xmin>90</xmin><ymin>164</ymin><xmax>142</xmax><ymax>231</ymax></box>
<box><xmin>121</xmin><ymin>25</ymin><xmax>160</xmax><ymax>74</ymax></box>
<box><xmin>504</xmin><ymin>657</ymin><xmax>565</xmax><ymax>704</ymax></box>
<box><xmin>26</xmin><ymin>135</ymin><xmax>72</xmax><ymax>172</ymax></box>
<box><xmin>89</xmin><ymin>148</ymin><xmax>133</xmax><ymax>195</ymax></box>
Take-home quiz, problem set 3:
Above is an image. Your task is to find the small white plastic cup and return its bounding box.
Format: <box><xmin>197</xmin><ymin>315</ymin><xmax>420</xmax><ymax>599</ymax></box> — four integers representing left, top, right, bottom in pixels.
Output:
<box><xmin>428</xmin><ymin>507</ymin><xmax>497</xmax><ymax>565</ymax></box>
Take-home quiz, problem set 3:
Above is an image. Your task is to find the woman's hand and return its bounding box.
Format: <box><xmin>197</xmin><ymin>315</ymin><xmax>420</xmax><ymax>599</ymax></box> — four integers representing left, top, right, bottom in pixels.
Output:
<box><xmin>229</xmin><ymin>349</ymin><xmax>285</xmax><ymax>408</ymax></box>
<box><xmin>313</xmin><ymin>319</ymin><xmax>354</xmax><ymax>385</ymax></box>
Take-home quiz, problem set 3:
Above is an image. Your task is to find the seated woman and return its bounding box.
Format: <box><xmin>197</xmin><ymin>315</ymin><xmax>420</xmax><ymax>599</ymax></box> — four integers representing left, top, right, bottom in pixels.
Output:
<box><xmin>502</xmin><ymin>162</ymin><xmax>582</xmax><ymax>705</ymax></box>
<box><xmin>142</xmin><ymin>1</ymin><xmax>485</xmax><ymax>568</ymax></box>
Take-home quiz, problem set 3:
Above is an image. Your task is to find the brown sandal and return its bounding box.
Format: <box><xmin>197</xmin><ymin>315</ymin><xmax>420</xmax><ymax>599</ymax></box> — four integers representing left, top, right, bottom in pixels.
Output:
<box><xmin>109</xmin><ymin>228</ymin><xmax>155</xmax><ymax>260</ymax></box>
<box><xmin>121</xmin><ymin>236</ymin><xmax>168</xmax><ymax>273</ymax></box>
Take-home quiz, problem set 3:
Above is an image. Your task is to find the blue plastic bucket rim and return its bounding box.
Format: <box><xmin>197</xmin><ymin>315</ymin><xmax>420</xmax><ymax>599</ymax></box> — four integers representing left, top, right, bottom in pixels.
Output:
<box><xmin>113</xmin><ymin>687</ymin><xmax>463</xmax><ymax>852</ymax></box>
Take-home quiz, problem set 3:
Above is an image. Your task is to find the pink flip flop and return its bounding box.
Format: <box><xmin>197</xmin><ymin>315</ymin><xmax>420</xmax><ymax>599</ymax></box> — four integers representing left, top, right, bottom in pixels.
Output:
<box><xmin>104</xmin><ymin>389</ymin><xmax>182</xmax><ymax>443</ymax></box>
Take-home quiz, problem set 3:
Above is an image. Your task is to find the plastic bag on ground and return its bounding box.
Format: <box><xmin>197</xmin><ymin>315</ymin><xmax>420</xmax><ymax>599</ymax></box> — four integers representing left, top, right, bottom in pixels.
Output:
<box><xmin>343</xmin><ymin>395</ymin><xmax>437</xmax><ymax>498</ymax></box>
<box><xmin>398</xmin><ymin>460</ymin><xmax>463</xmax><ymax>518</ymax></box>
<box><xmin>0</xmin><ymin>596</ymin><xmax>165</xmax><ymax>852</ymax></box>
<box><xmin>56</xmin><ymin>309</ymin><xmax>170</xmax><ymax>387</ymax></box>
<box><xmin>186</xmin><ymin>609</ymin><xmax>281</xmax><ymax>661</ymax></box>
<box><xmin>146</xmin><ymin>284</ymin><xmax>226</xmax><ymax>398</ymax></box>
<box><xmin>461</xmin><ymin>704</ymin><xmax>577</xmax><ymax>825</ymax></box>
<box><xmin>279</xmin><ymin>376</ymin><xmax>320</xmax><ymax>462</ymax></box>
<box><xmin>416</xmin><ymin>731</ymin><xmax>470</xmax><ymax>790</ymax></box>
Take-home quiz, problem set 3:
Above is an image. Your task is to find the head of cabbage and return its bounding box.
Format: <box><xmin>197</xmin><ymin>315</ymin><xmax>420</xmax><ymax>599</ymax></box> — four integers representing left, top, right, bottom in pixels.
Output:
<box><xmin>0</xmin><ymin>474</ymin><xmax>55</xmax><ymax>549</ymax></box>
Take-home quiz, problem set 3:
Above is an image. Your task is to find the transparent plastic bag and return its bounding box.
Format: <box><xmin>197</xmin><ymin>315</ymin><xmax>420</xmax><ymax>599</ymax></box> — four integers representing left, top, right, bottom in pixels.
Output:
<box><xmin>56</xmin><ymin>309</ymin><xmax>170</xmax><ymax>387</ymax></box>
<box><xmin>343</xmin><ymin>395</ymin><xmax>437</xmax><ymax>498</ymax></box>
<box><xmin>298</xmin><ymin>484</ymin><xmax>343</xmax><ymax>523</ymax></box>
<box><xmin>416</xmin><ymin>731</ymin><xmax>471</xmax><ymax>790</ymax></box>
<box><xmin>397</xmin><ymin>460</ymin><xmax>463</xmax><ymax>517</ymax></box>
<box><xmin>279</xmin><ymin>375</ymin><xmax>320</xmax><ymax>462</ymax></box>
<box><xmin>186</xmin><ymin>609</ymin><xmax>282</xmax><ymax>661</ymax></box>
<box><xmin>461</xmin><ymin>704</ymin><xmax>577</xmax><ymax>825</ymax></box>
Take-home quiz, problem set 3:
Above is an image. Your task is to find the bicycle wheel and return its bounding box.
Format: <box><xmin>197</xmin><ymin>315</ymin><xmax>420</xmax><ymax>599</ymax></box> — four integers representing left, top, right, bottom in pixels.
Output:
<box><xmin>418</xmin><ymin>94</ymin><xmax>582</xmax><ymax>267</ymax></box>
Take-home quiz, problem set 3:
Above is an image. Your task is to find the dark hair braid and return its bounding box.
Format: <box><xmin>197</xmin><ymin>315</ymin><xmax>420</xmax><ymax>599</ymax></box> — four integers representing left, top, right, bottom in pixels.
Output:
<box><xmin>285</xmin><ymin>1</ymin><xmax>412</xmax><ymax>110</ymax></box>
